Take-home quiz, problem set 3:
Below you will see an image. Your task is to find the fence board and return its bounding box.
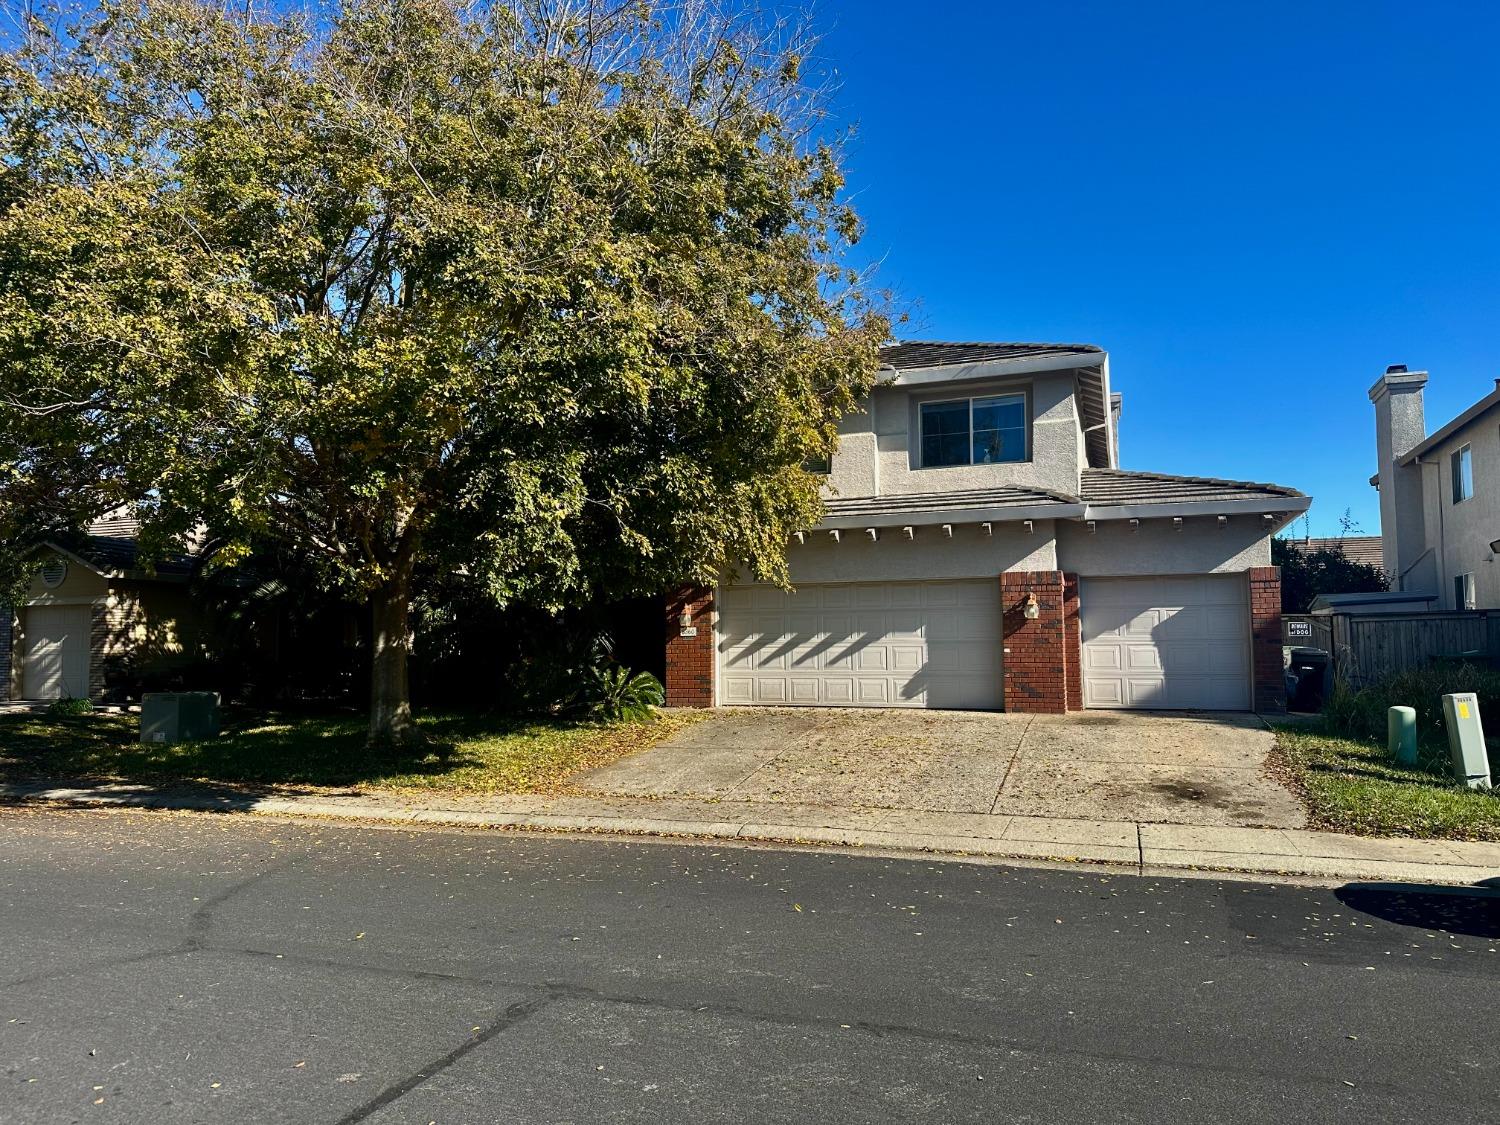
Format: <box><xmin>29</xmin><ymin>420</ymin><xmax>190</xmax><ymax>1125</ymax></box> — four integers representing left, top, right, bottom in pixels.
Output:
<box><xmin>1316</xmin><ymin>611</ymin><xmax>1493</xmax><ymax>688</ymax></box>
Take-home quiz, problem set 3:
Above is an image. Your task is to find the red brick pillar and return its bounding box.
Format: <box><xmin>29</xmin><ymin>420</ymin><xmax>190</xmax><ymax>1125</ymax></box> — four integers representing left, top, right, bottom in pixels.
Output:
<box><xmin>1063</xmin><ymin>573</ymin><xmax>1082</xmax><ymax>711</ymax></box>
<box><xmin>1249</xmin><ymin>566</ymin><xmax>1285</xmax><ymax>713</ymax></box>
<box><xmin>664</xmin><ymin>585</ymin><xmax>715</xmax><ymax>708</ymax></box>
<box><xmin>1000</xmin><ymin>571</ymin><xmax>1069</xmax><ymax>714</ymax></box>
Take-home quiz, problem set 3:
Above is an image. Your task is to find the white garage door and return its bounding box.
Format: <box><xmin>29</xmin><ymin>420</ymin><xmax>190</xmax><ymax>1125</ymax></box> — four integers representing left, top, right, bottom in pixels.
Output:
<box><xmin>717</xmin><ymin>580</ymin><xmax>1003</xmax><ymax>709</ymax></box>
<box><xmin>19</xmin><ymin>604</ymin><xmax>93</xmax><ymax>701</ymax></box>
<box><xmin>1080</xmin><ymin>575</ymin><xmax>1250</xmax><ymax>710</ymax></box>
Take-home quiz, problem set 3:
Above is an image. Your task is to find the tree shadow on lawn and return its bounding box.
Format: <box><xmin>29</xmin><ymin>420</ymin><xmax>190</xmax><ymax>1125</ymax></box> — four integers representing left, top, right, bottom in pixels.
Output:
<box><xmin>0</xmin><ymin>708</ymin><xmax>526</xmax><ymax>793</ymax></box>
<box><xmin>1335</xmin><ymin>879</ymin><xmax>1500</xmax><ymax>940</ymax></box>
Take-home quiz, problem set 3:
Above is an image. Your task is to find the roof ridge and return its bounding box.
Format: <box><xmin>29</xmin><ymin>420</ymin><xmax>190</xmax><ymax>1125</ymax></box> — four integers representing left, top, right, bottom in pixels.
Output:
<box><xmin>1083</xmin><ymin>466</ymin><xmax>1304</xmax><ymax>497</ymax></box>
<box><xmin>886</xmin><ymin>339</ymin><xmax>1103</xmax><ymax>351</ymax></box>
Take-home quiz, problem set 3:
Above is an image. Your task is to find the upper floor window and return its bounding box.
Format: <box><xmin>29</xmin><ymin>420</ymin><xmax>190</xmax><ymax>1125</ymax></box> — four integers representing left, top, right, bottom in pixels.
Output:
<box><xmin>919</xmin><ymin>393</ymin><xmax>1027</xmax><ymax>468</ymax></box>
<box><xmin>1455</xmin><ymin>572</ymin><xmax>1476</xmax><ymax>610</ymax></box>
<box><xmin>1452</xmin><ymin>444</ymin><xmax>1473</xmax><ymax>503</ymax></box>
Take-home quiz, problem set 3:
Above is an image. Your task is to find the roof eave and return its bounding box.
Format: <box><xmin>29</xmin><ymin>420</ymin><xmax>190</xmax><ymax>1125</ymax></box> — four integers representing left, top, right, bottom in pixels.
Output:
<box><xmin>818</xmin><ymin>501</ymin><xmax>1085</xmax><ymax>531</ymax></box>
<box><xmin>1083</xmin><ymin>496</ymin><xmax>1310</xmax><ymax>522</ymax></box>
<box><xmin>884</xmin><ymin>352</ymin><xmax>1105</xmax><ymax>386</ymax></box>
<box><xmin>1398</xmin><ymin>388</ymin><xmax>1500</xmax><ymax>465</ymax></box>
<box><xmin>28</xmin><ymin>540</ymin><xmax>118</xmax><ymax>578</ymax></box>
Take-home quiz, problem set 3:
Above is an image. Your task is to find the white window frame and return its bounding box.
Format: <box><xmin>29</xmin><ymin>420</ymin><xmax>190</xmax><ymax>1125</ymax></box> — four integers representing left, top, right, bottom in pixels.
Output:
<box><xmin>917</xmin><ymin>391</ymin><xmax>1029</xmax><ymax>469</ymax></box>
<box><xmin>1455</xmin><ymin>572</ymin><xmax>1476</xmax><ymax>610</ymax></box>
<box><xmin>1451</xmin><ymin>443</ymin><xmax>1474</xmax><ymax>504</ymax></box>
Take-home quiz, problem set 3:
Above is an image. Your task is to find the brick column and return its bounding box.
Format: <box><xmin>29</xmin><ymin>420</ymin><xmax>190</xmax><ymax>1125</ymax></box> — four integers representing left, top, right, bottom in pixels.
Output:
<box><xmin>1062</xmin><ymin>573</ymin><xmax>1082</xmax><ymax>711</ymax></box>
<box><xmin>664</xmin><ymin>585</ymin><xmax>715</xmax><ymax>708</ymax></box>
<box><xmin>1249</xmin><ymin>566</ymin><xmax>1285</xmax><ymax>713</ymax></box>
<box><xmin>1000</xmin><ymin>571</ymin><xmax>1069</xmax><ymax>714</ymax></box>
<box><xmin>0</xmin><ymin>604</ymin><xmax>12</xmax><ymax>703</ymax></box>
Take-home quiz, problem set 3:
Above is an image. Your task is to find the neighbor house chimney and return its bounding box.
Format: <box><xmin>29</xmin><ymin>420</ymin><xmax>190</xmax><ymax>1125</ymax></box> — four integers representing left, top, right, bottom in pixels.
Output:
<box><xmin>1369</xmin><ymin>365</ymin><xmax>1429</xmax><ymax>584</ymax></box>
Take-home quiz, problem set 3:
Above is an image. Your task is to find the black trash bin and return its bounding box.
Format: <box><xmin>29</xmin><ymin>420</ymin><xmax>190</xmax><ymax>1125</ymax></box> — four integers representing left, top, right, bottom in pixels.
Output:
<box><xmin>1287</xmin><ymin>647</ymin><xmax>1330</xmax><ymax>712</ymax></box>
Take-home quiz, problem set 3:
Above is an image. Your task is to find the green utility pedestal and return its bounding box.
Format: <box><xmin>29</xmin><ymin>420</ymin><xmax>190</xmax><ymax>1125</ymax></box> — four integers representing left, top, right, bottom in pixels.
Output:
<box><xmin>1440</xmin><ymin>693</ymin><xmax>1491</xmax><ymax>790</ymax></box>
<box><xmin>1387</xmin><ymin>706</ymin><xmax>1418</xmax><ymax>766</ymax></box>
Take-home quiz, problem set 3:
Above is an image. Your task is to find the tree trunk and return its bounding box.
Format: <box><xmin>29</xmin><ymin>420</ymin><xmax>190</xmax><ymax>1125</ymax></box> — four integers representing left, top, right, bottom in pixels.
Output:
<box><xmin>368</xmin><ymin>575</ymin><xmax>417</xmax><ymax>748</ymax></box>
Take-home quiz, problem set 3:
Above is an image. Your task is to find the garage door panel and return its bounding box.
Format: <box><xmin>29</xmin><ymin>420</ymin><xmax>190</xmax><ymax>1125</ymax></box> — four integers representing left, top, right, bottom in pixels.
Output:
<box><xmin>789</xmin><ymin>678</ymin><xmax>821</xmax><ymax>703</ymax></box>
<box><xmin>754</xmin><ymin>678</ymin><xmax>788</xmax><ymax>703</ymax></box>
<box><xmin>891</xmin><ymin>646</ymin><xmax>924</xmax><ymax>672</ymax></box>
<box><xmin>718</xmin><ymin>580</ymin><xmax>1002</xmax><ymax>709</ymax></box>
<box><xmin>1081</xmin><ymin>576</ymin><xmax>1250</xmax><ymax>711</ymax></box>
<box><xmin>823</xmin><ymin>678</ymin><xmax>854</xmax><ymax>703</ymax></box>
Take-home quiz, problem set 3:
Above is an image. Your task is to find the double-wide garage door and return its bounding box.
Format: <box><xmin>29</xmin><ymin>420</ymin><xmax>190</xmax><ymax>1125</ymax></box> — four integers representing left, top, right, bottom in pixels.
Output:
<box><xmin>1080</xmin><ymin>575</ymin><xmax>1251</xmax><ymax>710</ymax></box>
<box><xmin>718</xmin><ymin>580</ymin><xmax>1003</xmax><ymax>709</ymax></box>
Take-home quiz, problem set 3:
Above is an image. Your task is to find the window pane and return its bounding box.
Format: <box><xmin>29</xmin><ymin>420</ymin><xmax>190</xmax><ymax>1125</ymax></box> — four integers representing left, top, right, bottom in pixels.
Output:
<box><xmin>1453</xmin><ymin>446</ymin><xmax>1473</xmax><ymax>502</ymax></box>
<box><xmin>972</xmin><ymin>426</ymin><xmax>1025</xmax><ymax>463</ymax></box>
<box><xmin>921</xmin><ymin>401</ymin><xmax>970</xmax><ymax>467</ymax></box>
<box><xmin>971</xmin><ymin>395</ymin><xmax>1026</xmax><ymax>463</ymax></box>
<box><xmin>971</xmin><ymin>396</ymin><xmax>1025</xmax><ymax>432</ymax></box>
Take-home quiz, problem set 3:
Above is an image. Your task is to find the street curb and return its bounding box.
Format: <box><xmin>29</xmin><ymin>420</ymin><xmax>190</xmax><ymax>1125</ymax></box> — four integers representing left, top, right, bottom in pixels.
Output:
<box><xmin>5</xmin><ymin>781</ymin><xmax>1499</xmax><ymax>888</ymax></box>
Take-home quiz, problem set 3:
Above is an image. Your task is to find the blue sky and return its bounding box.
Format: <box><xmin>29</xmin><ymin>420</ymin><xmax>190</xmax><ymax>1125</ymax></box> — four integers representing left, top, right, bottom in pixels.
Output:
<box><xmin>819</xmin><ymin>0</ymin><xmax>1500</xmax><ymax>537</ymax></box>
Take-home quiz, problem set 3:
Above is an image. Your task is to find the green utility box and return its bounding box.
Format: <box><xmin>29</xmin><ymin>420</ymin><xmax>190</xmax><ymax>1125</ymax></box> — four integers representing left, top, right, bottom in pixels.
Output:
<box><xmin>140</xmin><ymin>692</ymin><xmax>221</xmax><ymax>744</ymax></box>
<box><xmin>1440</xmin><ymin>692</ymin><xmax>1491</xmax><ymax>790</ymax></box>
<box><xmin>1387</xmin><ymin>706</ymin><xmax>1418</xmax><ymax>766</ymax></box>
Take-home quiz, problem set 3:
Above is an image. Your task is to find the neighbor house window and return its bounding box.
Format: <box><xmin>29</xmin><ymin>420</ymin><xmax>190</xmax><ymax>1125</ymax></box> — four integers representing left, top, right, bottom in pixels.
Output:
<box><xmin>919</xmin><ymin>393</ymin><xmax>1027</xmax><ymax>468</ymax></box>
<box><xmin>1452</xmin><ymin>444</ymin><xmax>1473</xmax><ymax>503</ymax></box>
<box><xmin>1455</xmin><ymin>572</ymin><xmax>1476</xmax><ymax>610</ymax></box>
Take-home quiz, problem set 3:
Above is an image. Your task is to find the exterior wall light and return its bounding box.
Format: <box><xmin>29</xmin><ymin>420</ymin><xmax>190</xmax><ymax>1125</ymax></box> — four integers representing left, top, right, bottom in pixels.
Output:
<box><xmin>678</xmin><ymin>609</ymin><xmax>693</xmax><ymax>631</ymax></box>
<box><xmin>1023</xmin><ymin>593</ymin><xmax>1041</xmax><ymax>620</ymax></box>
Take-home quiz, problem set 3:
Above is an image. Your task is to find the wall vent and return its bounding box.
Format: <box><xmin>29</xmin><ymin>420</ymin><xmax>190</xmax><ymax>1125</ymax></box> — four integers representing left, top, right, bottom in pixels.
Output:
<box><xmin>39</xmin><ymin>559</ymin><xmax>67</xmax><ymax>588</ymax></box>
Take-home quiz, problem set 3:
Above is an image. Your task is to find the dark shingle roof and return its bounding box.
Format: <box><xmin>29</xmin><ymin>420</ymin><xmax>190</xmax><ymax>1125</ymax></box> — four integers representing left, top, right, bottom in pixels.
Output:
<box><xmin>879</xmin><ymin>341</ymin><xmax>1103</xmax><ymax>370</ymax></box>
<box><xmin>60</xmin><ymin>512</ymin><xmax>197</xmax><ymax>577</ymax></box>
<box><xmin>1080</xmin><ymin>469</ymin><xmax>1303</xmax><ymax>506</ymax></box>
<box><xmin>1287</xmin><ymin>535</ymin><xmax>1383</xmax><ymax>569</ymax></box>
<box><xmin>824</xmin><ymin>485</ymin><xmax>1079</xmax><ymax>522</ymax></box>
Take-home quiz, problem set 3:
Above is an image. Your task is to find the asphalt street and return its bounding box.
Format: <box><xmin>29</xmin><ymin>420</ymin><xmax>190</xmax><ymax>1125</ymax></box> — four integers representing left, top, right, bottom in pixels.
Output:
<box><xmin>1</xmin><ymin>806</ymin><xmax>1497</xmax><ymax>1124</ymax></box>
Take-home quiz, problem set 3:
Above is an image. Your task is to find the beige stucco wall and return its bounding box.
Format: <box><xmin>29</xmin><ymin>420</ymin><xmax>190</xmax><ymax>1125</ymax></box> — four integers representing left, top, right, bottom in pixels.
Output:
<box><xmin>1056</xmin><ymin>518</ymin><xmax>1271</xmax><ymax>577</ymax></box>
<box><xmin>1407</xmin><ymin>420</ymin><xmax>1500</xmax><ymax>608</ymax></box>
<box><xmin>24</xmin><ymin>555</ymin><xmax>109</xmax><ymax>603</ymax></box>
<box><xmin>732</xmin><ymin>522</ymin><xmax>1059</xmax><ymax>589</ymax></box>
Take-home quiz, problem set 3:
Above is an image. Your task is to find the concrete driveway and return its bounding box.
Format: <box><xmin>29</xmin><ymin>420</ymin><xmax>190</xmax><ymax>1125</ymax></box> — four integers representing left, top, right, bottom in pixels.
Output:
<box><xmin>579</xmin><ymin>709</ymin><xmax>1306</xmax><ymax>829</ymax></box>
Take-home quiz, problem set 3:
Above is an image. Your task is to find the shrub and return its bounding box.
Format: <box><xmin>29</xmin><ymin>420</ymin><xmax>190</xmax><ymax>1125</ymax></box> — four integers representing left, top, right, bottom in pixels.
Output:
<box><xmin>45</xmin><ymin>697</ymin><xmax>94</xmax><ymax>717</ymax></box>
<box><xmin>1321</xmin><ymin>662</ymin><xmax>1500</xmax><ymax>748</ymax></box>
<box><xmin>580</xmin><ymin>664</ymin><xmax>665</xmax><ymax>722</ymax></box>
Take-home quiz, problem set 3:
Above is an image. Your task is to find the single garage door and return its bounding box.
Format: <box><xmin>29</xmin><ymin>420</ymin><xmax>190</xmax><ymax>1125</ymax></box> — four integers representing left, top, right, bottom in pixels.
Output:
<box><xmin>1080</xmin><ymin>575</ymin><xmax>1250</xmax><ymax>710</ymax></box>
<box><xmin>19</xmin><ymin>604</ymin><xmax>93</xmax><ymax>701</ymax></box>
<box><xmin>717</xmin><ymin>580</ymin><xmax>1002</xmax><ymax>709</ymax></box>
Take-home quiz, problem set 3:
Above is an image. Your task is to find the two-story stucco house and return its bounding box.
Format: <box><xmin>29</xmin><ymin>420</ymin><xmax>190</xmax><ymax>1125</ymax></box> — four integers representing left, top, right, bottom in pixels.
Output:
<box><xmin>1370</xmin><ymin>364</ymin><xmax>1500</xmax><ymax>610</ymax></box>
<box><xmin>665</xmin><ymin>341</ymin><xmax>1309</xmax><ymax>714</ymax></box>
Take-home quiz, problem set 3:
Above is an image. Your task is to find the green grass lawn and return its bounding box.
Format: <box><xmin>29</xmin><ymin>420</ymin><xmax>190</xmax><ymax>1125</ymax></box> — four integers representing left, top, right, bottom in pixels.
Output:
<box><xmin>0</xmin><ymin>708</ymin><xmax>699</xmax><ymax>796</ymax></box>
<box><xmin>1272</xmin><ymin>722</ymin><xmax>1500</xmax><ymax>841</ymax></box>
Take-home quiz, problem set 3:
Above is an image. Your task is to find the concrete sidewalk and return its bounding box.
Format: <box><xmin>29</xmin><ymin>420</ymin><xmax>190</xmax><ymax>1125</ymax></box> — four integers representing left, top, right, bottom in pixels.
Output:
<box><xmin>4</xmin><ymin>777</ymin><xmax>1499</xmax><ymax>887</ymax></box>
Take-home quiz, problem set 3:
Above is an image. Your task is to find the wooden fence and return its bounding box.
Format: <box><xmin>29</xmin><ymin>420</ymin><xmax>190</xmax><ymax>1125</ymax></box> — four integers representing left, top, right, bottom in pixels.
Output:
<box><xmin>1284</xmin><ymin>611</ymin><xmax>1500</xmax><ymax>688</ymax></box>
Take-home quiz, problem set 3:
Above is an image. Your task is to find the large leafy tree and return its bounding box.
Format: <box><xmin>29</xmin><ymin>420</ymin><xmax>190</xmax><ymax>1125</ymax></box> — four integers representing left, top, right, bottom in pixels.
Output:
<box><xmin>0</xmin><ymin>0</ymin><xmax>885</xmax><ymax>742</ymax></box>
<box><xmin>1272</xmin><ymin>536</ymin><xmax>1388</xmax><ymax>613</ymax></box>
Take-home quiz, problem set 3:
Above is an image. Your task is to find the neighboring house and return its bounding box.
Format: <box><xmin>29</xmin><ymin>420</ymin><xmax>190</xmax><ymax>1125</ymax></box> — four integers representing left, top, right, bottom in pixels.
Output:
<box><xmin>667</xmin><ymin>341</ymin><xmax>1310</xmax><ymax>714</ymax></box>
<box><xmin>1</xmin><ymin>515</ymin><xmax>201</xmax><ymax>703</ymax></box>
<box><xmin>1370</xmin><ymin>365</ymin><xmax>1500</xmax><ymax>610</ymax></box>
<box><xmin>1308</xmin><ymin>591</ymin><xmax>1436</xmax><ymax>614</ymax></box>
<box><xmin>1286</xmin><ymin>535</ymin><xmax>1384</xmax><ymax>569</ymax></box>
